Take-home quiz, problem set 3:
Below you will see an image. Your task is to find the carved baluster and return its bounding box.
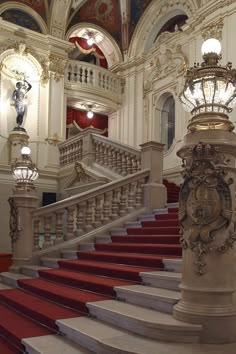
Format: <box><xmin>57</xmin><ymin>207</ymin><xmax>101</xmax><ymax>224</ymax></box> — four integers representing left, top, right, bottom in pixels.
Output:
<box><xmin>128</xmin><ymin>182</ymin><xmax>136</xmax><ymax>211</ymax></box>
<box><xmin>33</xmin><ymin>219</ymin><xmax>40</xmax><ymax>250</ymax></box>
<box><xmin>89</xmin><ymin>69</ymin><xmax>93</xmax><ymax>84</ymax></box>
<box><xmin>84</xmin><ymin>68</ymin><xmax>88</xmax><ymax>83</ymax></box>
<box><xmin>79</xmin><ymin>66</ymin><xmax>83</xmax><ymax>82</ymax></box>
<box><xmin>74</xmin><ymin>65</ymin><xmax>78</xmax><ymax>82</ymax></box>
<box><xmin>116</xmin><ymin>150</ymin><xmax>122</xmax><ymax>174</ymax></box>
<box><xmin>127</xmin><ymin>154</ymin><xmax>132</xmax><ymax>175</ymax></box>
<box><xmin>65</xmin><ymin>206</ymin><xmax>75</xmax><ymax>240</ymax></box>
<box><xmin>137</xmin><ymin>157</ymin><xmax>141</xmax><ymax>171</ymax></box>
<box><xmin>76</xmin><ymin>202</ymin><xmax>86</xmax><ymax>236</ymax></box>
<box><xmin>95</xmin><ymin>141</ymin><xmax>99</xmax><ymax>163</ymax></box>
<box><xmin>85</xmin><ymin>199</ymin><xmax>94</xmax><ymax>231</ymax></box>
<box><xmin>103</xmin><ymin>192</ymin><xmax>112</xmax><ymax>223</ymax></box>
<box><xmin>111</xmin><ymin>189</ymin><xmax>120</xmax><ymax>219</ymax></box>
<box><xmin>132</xmin><ymin>157</ymin><xmax>138</xmax><ymax>173</ymax></box>
<box><xmin>119</xmin><ymin>185</ymin><xmax>128</xmax><ymax>216</ymax></box>
<box><xmin>94</xmin><ymin>195</ymin><xmax>103</xmax><ymax>227</ymax></box>
<box><xmin>111</xmin><ymin>148</ymin><xmax>117</xmax><ymax>171</ymax></box>
<box><xmin>103</xmin><ymin>144</ymin><xmax>108</xmax><ymax>167</ymax></box>
<box><xmin>121</xmin><ymin>152</ymin><xmax>128</xmax><ymax>176</ymax></box>
<box><xmin>135</xmin><ymin>178</ymin><xmax>145</xmax><ymax>208</ymax></box>
<box><xmin>55</xmin><ymin>210</ymin><xmax>64</xmax><ymax>244</ymax></box>
<box><xmin>98</xmin><ymin>142</ymin><xmax>105</xmax><ymax>165</ymax></box>
<box><xmin>79</xmin><ymin>139</ymin><xmax>83</xmax><ymax>160</ymax></box>
<box><xmin>44</xmin><ymin>215</ymin><xmax>52</xmax><ymax>247</ymax></box>
<box><xmin>108</xmin><ymin>146</ymin><xmax>113</xmax><ymax>169</ymax></box>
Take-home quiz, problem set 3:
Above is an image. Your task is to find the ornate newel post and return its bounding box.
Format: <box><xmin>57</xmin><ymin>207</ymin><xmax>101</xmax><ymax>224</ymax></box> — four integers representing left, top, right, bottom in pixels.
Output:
<box><xmin>9</xmin><ymin>147</ymin><xmax>39</xmax><ymax>272</ymax></box>
<box><xmin>173</xmin><ymin>38</ymin><xmax>236</xmax><ymax>343</ymax></box>
<box><xmin>140</xmin><ymin>141</ymin><xmax>167</xmax><ymax>211</ymax></box>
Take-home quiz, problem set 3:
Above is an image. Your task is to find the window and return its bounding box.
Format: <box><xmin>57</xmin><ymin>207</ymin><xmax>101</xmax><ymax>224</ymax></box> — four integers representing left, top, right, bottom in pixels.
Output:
<box><xmin>161</xmin><ymin>95</ymin><xmax>175</xmax><ymax>150</ymax></box>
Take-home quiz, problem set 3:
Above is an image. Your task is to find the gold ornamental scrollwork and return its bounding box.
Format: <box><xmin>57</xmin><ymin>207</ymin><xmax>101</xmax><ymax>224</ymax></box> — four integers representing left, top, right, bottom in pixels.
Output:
<box><xmin>201</xmin><ymin>18</ymin><xmax>224</xmax><ymax>40</ymax></box>
<box><xmin>179</xmin><ymin>142</ymin><xmax>235</xmax><ymax>275</ymax></box>
<box><xmin>48</xmin><ymin>54</ymin><xmax>68</xmax><ymax>82</ymax></box>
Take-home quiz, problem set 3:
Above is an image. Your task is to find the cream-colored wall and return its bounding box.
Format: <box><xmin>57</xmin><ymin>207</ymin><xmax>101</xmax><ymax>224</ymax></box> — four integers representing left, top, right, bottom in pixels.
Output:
<box><xmin>0</xmin><ymin>19</ymin><xmax>73</xmax><ymax>251</ymax></box>
<box><xmin>109</xmin><ymin>0</ymin><xmax>236</xmax><ymax>184</ymax></box>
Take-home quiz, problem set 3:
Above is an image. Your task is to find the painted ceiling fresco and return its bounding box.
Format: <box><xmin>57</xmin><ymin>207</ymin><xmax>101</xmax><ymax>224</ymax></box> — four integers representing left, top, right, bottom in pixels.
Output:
<box><xmin>0</xmin><ymin>0</ymin><xmax>47</xmax><ymax>21</ymax></box>
<box><xmin>0</xmin><ymin>0</ymin><xmax>154</xmax><ymax>49</ymax></box>
<box><xmin>69</xmin><ymin>0</ymin><xmax>122</xmax><ymax>46</ymax></box>
<box><xmin>69</xmin><ymin>0</ymin><xmax>154</xmax><ymax>48</ymax></box>
<box><xmin>1</xmin><ymin>9</ymin><xmax>42</xmax><ymax>33</ymax></box>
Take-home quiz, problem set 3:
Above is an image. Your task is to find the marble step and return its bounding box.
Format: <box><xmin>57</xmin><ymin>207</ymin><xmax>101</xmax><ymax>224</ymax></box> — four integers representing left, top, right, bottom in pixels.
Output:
<box><xmin>21</xmin><ymin>265</ymin><xmax>50</xmax><ymax>277</ymax></box>
<box><xmin>140</xmin><ymin>271</ymin><xmax>181</xmax><ymax>291</ymax></box>
<box><xmin>110</xmin><ymin>228</ymin><xmax>127</xmax><ymax>236</ymax></box>
<box><xmin>0</xmin><ymin>271</ymin><xmax>32</xmax><ymax>287</ymax></box>
<box><xmin>114</xmin><ymin>284</ymin><xmax>180</xmax><ymax>313</ymax></box>
<box><xmin>0</xmin><ymin>282</ymin><xmax>13</xmax><ymax>290</ymax></box>
<box><xmin>40</xmin><ymin>257</ymin><xmax>60</xmax><ymax>268</ymax></box>
<box><xmin>137</xmin><ymin>214</ymin><xmax>156</xmax><ymax>221</ymax></box>
<box><xmin>56</xmin><ymin>316</ymin><xmax>236</xmax><ymax>354</ymax></box>
<box><xmin>86</xmin><ymin>300</ymin><xmax>201</xmax><ymax>343</ymax></box>
<box><xmin>163</xmin><ymin>258</ymin><xmax>182</xmax><ymax>273</ymax></box>
<box><xmin>23</xmin><ymin>333</ymin><xmax>92</xmax><ymax>354</ymax></box>
<box><xmin>95</xmin><ymin>234</ymin><xmax>111</xmax><ymax>243</ymax></box>
<box><xmin>61</xmin><ymin>250</ymin><xmax>78</xmax><ymax>259</ymax></box>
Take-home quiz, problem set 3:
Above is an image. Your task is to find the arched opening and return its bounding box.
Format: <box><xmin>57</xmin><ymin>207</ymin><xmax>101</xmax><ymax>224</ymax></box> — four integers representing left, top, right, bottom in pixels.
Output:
<box><xmin>161</xmin><ymin>95</ymin><xmax>175</xmax><ymax>150</ymax></box>
<box><xmin>155</xmin><ymin>14</ymin><xmax>188</xmax><ymax>41</ymax></box>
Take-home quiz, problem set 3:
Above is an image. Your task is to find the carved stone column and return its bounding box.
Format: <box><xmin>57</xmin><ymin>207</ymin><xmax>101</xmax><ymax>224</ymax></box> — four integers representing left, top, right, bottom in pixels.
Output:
<box><xmin>173</xmin><ymin>129</ymin><xmax>236</xmax><ymax>343</ymax></box>
<box><xmin>9</xmin><ymin>188</ymin><xmax>38</xmax><ymax>272</ymax></box>
<box><xmin>140</xmin><ymin>141</ymin><xmax>167</xmax><ymax>211</ymax></box>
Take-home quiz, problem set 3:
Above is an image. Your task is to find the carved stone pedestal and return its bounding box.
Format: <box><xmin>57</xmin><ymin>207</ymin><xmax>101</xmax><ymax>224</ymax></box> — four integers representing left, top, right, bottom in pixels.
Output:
<box><xmin>173</xmin><ymin>130</ymin><xmax>236</xmax><ymax>343</ymax></box>
<box><xmin>9</xmin><ymin>188</ymin><xmax>38</xmax><ymax>272</ymax></box>
<box><xmin>8</xmin><ymin>130</ymin><xmax>29</xmax><ymax>163</ymax></box>
<box><xmin>140</xmin><ymin>141</ymin><xmax>167</xmax><ymax>211</ymax></box>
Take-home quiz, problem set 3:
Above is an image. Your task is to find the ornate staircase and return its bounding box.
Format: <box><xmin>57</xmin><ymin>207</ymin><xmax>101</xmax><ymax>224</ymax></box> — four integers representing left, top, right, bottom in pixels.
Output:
<box><xmin>2</xmin><ymin>132</ymin><xmax>232</xmax><ymax>353</ymax></box>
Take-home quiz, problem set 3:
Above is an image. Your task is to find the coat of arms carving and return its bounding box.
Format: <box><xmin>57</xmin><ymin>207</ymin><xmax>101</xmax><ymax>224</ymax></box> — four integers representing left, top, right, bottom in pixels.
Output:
<box><xmin>179</xmin><ymin>142</ymin><xmax>236</xmax><ymax>275</ymax></box>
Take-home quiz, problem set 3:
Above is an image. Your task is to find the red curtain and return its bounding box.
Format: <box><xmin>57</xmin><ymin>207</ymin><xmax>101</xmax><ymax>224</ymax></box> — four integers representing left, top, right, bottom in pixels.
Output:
<box><xmin>69</xmin><ymin>37</ymin><xmax>108</xmax><ymax>69</ymax></box>
<box><xmin>67</xmin><ymin>107</ymin><xmax>108</xmax><ymax>138</ymax></box>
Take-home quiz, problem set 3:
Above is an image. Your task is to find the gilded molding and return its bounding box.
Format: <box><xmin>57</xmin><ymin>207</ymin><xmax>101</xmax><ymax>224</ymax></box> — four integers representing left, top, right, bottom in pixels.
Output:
<box><xmin>45</xmin><ymin>133</ymin><xmax>62</xmax><ymax>146</ymax></box>
<box><xmin>201</xmin><ymin>18</ymin><xmax>224</xmax><ymax>40</ymax></box>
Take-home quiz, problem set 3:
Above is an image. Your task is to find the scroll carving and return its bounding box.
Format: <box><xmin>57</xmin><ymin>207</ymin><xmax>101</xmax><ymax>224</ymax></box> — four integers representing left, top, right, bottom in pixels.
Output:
<box><xmin>8</xmin><ymin>197</ymin><xmax>21</xmax><ymax>249</ymax></box>
<box><xmin>179</xmin><ymin>142</ymin><xmax>235</xmax><ymax>275</ymax></box>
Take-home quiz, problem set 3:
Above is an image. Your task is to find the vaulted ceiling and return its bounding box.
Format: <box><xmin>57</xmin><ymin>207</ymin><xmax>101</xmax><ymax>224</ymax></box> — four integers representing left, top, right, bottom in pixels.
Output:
<box><xmin>0</xmin><ymin>0</ymin><xmax>153</xmax><ymax>50</ymax></box>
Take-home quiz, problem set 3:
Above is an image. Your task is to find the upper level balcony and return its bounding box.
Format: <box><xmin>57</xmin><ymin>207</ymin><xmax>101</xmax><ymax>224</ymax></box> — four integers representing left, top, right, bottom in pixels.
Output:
<box><xmin>65</xmin><ymin>60</ymin><xmax>123</xmax><ymax>111</ymax></box>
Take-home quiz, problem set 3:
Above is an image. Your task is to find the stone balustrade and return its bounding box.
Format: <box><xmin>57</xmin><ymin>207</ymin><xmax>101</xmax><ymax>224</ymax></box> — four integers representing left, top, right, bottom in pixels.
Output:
<box><xmin>59</xmin><ymin>129</ymin><xmax>141</xmax><ymax>176</ymax></box>
<box><xmin>59</xmin><ymin>134</ymin><xmax>83</xmax><ymax>167</ymax></box>
<box><xmin>92</xmin><ymin>134</ymin><xmax>141</xmax><ymax>176</ymax></box>
<box><xmin>65</xmin><ymin>60</ymin><xmax>122</xmax><ymax>98</ymax></box>
<box><xmin>32</xmin><ymin>170</ymin><xmax>150</xmax><ymax>250</ymax></box>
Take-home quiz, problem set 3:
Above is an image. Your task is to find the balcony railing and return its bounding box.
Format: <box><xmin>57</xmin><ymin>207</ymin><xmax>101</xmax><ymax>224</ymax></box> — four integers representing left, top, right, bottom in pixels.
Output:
<box><xmin>65</xmin><ymin>60</ymin><xmax>122</xmax><ymax>102</ymax></box>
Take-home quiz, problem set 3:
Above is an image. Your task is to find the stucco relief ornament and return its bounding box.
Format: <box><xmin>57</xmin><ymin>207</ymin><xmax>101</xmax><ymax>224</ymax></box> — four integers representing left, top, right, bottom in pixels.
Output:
<box><xmin>179</xmin><ymin>142</ymin><xmax>235</xmax><ymax>275</ymax></box>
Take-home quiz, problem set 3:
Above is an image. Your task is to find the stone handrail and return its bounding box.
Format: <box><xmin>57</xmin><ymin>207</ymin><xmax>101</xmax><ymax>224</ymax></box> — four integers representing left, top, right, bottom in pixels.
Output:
<box><xmin>58</xmin><ymin>128</ymin><xmax>142</xmax><ymax>176</ymax></box>
<box><xmin>32</xmin><ymin>169</ymin><xmax>150</xmax><ymax>250</ymax></box>
<box><xmin>65</xmin><ymin>60</ymin><xmax>122</xmax><ymax>97</ymax></box>
<box><xmin>92</xmin><ymin>133</ymin><xmax>141</xmax><ymax>176</ymax></box>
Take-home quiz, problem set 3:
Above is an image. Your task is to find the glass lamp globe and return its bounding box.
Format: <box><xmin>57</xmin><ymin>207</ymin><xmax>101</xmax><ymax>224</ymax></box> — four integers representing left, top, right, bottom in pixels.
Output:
<box><xmin>179</xmin><ymin>38</ymin><xmax>236</xmax><ymax>132</ymax></box>
<box><xmin>21</xmin><ymin>146</ymin><xmax>31</xmax><ymax>155</ymax></box>
<box><xmin>87</xmin><ymin>110</ymin><xmax>94</xmax><ymax>119</ymax></box>
<box><xmin>12</xmin><ymin>146</ymin><xmax>39</xmax><ymax>190</ymax></box>
<box><xmin>201</xmin><ymin>38</ymin><xmax>221</xmax><ymax>55</ymax></box>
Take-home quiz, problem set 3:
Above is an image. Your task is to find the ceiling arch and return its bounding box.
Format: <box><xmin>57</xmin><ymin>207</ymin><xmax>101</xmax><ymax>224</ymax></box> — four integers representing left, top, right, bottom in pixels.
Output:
<box><xmin>66</xmin><ymin>22</ymin><xmax>123</xmax><ymax>67</ymax></box>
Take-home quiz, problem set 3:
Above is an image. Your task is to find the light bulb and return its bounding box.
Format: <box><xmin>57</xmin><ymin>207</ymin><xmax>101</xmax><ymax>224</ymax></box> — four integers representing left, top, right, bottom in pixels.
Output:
<box><xmin>201</xmin><ymin>38</ymin><xmax>221</xmax><ymax>55</ymax></box>
<box><xmin>21</xmin><ymin>146</ymin><xmax>31</xmax><ymax>155</ymax></box>
<box><xmin>87</xmin><ymin>37</ymin><xmax>94</xmax><ymax>46</ymax></box>
<box><xmin>87</xmin><ymin>110</ymin><xmax>94</xmax><ymax>119</ymax></box>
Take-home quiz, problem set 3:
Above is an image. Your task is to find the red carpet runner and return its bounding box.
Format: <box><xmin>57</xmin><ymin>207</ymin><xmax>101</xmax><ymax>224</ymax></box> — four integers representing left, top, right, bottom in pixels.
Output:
<box><xmin>0</xmin><ymin>182</ymin><xmax>180</xmax><ymax>353</ymax></box>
